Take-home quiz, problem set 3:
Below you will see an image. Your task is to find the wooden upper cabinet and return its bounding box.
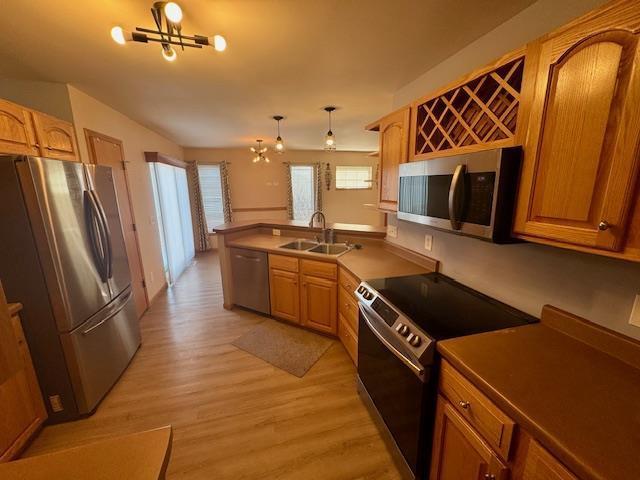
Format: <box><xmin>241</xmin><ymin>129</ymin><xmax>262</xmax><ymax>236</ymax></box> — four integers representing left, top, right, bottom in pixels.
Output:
<box><xmin>430</xmin><ymin>395</ymin><xmax>508</xmax><ymax>480</ymax></box>
<box><xmin>31</xmin><ymin>111</ymin><xmax>79</xmax><ymax>162</ymax></box>
<box><xmin>370</xmin><ymin>107</ymin><xmax>410</xmax><ymax>212</ymax></box>
<box><xmin>514</xmin><ymin>29</ymin><xmax>640</xmax><ymax>251</ymax></box>
<box><xmin>301</xmin><ymin>274</ymin><xmax>337</xmax><ymax>334</ymax></box>
<box><xmin>0</xmin><ymin>99</ymin><xmax>39</xmax><ymax>156</ymax></box>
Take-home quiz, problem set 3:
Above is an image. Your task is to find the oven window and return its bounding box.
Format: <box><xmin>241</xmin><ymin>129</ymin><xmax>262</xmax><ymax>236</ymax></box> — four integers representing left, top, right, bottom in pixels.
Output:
<box><xmin>426</xmin><ymin>175</ymin><xmax>452</xmax><ymax>219</ymax></box>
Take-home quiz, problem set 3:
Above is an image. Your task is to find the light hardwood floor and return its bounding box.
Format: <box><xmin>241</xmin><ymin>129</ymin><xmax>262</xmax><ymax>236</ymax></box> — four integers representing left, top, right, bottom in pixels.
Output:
<box><xmin>24</xmin><ymin>252</ymin><xmax>402</xmax><ymax>479</ymax></box>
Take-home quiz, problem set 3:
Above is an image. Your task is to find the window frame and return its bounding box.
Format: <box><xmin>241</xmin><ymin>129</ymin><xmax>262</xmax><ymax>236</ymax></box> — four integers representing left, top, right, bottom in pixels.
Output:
<box><xmin>334</xmin><ymin>165</ymin><xmax>374</xmax><ymax>191</ymax></box>
<box><xmin>290</xmin><ymin>163</ymin><xmax>317</xmax><ymax>222</ymax></box>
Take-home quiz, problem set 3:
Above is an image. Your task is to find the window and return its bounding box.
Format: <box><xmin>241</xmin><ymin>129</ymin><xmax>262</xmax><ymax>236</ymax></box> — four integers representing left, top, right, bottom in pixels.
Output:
<box><xmin>197</xmin><ymin>164</ymin><xmax>225</xmax><ymax>228</ymax></box>
<box><xmin>335</xmin><ymin>165</ymin><xmax>373</xmax><ymax>189</ymax></box>
<box><xmin>149</xmin><ymin>163</ymin><xmax>195</xmax><ymax>285</ymax></box>
<box><xmin>291</xmin><ymin>165</ymin><xmax>316</xmax><ymax>221</ymax></box>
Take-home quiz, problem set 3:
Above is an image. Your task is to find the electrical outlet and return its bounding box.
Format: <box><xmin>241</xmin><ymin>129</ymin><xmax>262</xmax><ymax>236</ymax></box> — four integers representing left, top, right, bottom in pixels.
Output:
<box><xmin>630</xmin><ymin>294</ymin><xmax>640</xmax><ymax>328</ymax></box>
<box><xmin>387</xmin><ymin>225</ymin><xmax>397</xmax><ymax>238</ymax></box>
<box><xmin>273</xmin><ymin>228</ymin><xmax>281</xmax><ymax>236</ymax></box>
<box><xmin>424</xmin><ymin>234</ymin><xmax>433</xmax><ymax>251</ymax></box>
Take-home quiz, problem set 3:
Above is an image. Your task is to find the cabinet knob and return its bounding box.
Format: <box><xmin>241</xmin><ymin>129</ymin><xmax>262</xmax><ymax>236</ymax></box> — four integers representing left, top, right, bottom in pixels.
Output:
<box><xmin>458</xmin><ymin>400</ymin><xmax>470</xmax><ymax>410</ymax></box>
<box><xmin>484</xmin><ymin>474</ymin><xmax>496</xmax><ymax>480</ymax></box>
<box><xmin>598</xmin><ymin>221</ymin><xmax>610</xmax><ymax>231</ymax></box>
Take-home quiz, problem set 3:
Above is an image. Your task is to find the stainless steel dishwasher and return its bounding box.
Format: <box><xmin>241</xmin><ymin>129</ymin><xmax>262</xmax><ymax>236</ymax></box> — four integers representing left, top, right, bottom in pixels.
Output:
<box><xmin>230</xmin><ymin>247</ymin><xmax>270</xmax><ymax>314</ymax></box>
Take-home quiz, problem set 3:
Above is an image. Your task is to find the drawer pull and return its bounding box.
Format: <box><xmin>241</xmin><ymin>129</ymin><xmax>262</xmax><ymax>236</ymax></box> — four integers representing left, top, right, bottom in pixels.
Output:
<box><xmin>459</xmin><ymin>400</ymin><xmax>470</xmax><ymax>410</ymax></box>
<box><xmin>598</xmin><ymin>220</ymin><xmax>610</xmax><ymax>231</ymax></box>
<box><xmin>484</xmin><ymin>475</ymin><xmax>496</xmax><ymax>480</ymax></box>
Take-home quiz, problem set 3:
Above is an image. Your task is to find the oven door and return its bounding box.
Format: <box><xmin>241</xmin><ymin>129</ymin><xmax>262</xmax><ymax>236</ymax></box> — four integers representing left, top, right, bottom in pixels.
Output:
<box><xmin>357</xmin><ymin>303</ymin><xmax>430</xmax><ymax>478</ymax></box>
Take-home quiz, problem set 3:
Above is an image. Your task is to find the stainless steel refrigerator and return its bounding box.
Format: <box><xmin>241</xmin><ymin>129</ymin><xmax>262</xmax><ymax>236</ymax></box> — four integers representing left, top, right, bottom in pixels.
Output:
<box><xmin>0</xmin><ymin>155</ymin><xmax>141</xmax><ymax>423</ymax></box>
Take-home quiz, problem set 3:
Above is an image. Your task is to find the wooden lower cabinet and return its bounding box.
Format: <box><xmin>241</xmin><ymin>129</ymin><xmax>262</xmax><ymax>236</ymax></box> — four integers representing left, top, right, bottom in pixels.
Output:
<box><xmin>522</xmin><ymin>440</ymin><xmax>577</xmax><ymax>480</ymax></box>
<box><xmin>301</xmin><ymin>274</ymin><xmax>337</xmax><ymax>334</ymax></box>
<box><xmin>269</xmin><ymin>268</ymin><xmax>300</xmax><ymax>324</ymax></box>
<box><xmin>0</xmin><ymin>297</ymin><xmax>47</xmax><ymax>461</ymax></box>
<box><xmin>430</xmin><ymin>395</ymin><xmax>508</xmax><ymax>480</ymax></box>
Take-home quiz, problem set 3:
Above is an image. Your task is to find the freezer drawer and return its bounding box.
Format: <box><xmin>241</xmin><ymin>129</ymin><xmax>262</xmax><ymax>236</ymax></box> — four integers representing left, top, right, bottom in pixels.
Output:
<box><xmin>230</xmin><ymin>248</ymin><xmax>270</xmax><ymax>314</ymax></box>
<box><xmin>60</xmin><ymin>287</ymin><xmax>141</xmax><ymax>414</ymax></box>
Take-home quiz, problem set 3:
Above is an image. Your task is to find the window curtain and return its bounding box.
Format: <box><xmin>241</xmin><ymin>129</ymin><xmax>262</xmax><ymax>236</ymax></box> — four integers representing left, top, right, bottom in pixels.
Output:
<box><xmin>285</xmin><ymin>162</ymin><xmax>294</xmax><ymax>220</ymax></box>
<box><xmin>186</xmin><ymin>160</ymin><xmax>211</xmax><ymax>252</ymax></box>
<box><xmin>314</xmin><ymin>162</ymin><xmax>323</xmax><ymax>212</ymax></box>
<box><xmin>220</xmin><ymin>161</ymin><xmax>232</xmax><ymax>223</ymax></box>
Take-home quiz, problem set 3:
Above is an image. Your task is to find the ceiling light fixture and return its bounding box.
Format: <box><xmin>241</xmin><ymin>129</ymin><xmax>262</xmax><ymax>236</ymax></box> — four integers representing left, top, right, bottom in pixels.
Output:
<box><xmin>324</xmin><ymin>106</ymin><xmax>337</xmax><ymax>151</ymax></box>
<box><xmin>251</xmin><ymin>140</ymin><xmax>269</xmax><ymax>163</ymax></box>
<box><xmin>273</xmin><ymin>115</ymin><xmax>285</xmax><ymax>154</ymax></box>
<box><xmin>110</xmin><ymin>2</ymin><xmax>227</xmax><ymax>62</ymax></box>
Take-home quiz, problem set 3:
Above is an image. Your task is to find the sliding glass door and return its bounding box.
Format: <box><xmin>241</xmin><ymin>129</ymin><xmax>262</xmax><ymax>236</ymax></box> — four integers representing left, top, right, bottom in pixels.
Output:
<box><xmin>150</xmin><ymin>162</ymin><xmax>195</xmax><ymax>285</ymax></box>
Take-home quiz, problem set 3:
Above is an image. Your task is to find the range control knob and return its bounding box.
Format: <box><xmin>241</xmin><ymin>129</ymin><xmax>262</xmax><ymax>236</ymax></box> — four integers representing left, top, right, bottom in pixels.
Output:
<box><xmin>407</xmin><ymin>334</ymin><xmax>422</xmax><ymax>347</ymax></box>
<box><xmin>396</xmin><ymin>323</ymin><xmax>410</xmax><ymax>336</ymax></box>
<box><xmin>363</xmin><ymin>290</ymin><xmax>374</xmax><ymax>300</ymax></box>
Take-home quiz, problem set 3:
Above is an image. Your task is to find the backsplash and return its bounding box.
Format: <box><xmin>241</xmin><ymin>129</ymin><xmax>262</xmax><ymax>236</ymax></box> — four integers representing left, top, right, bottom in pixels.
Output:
<box><xmin>386</xmin><ymin>214</ymin><xmax>640</xmax><ymax>340</ymax></box>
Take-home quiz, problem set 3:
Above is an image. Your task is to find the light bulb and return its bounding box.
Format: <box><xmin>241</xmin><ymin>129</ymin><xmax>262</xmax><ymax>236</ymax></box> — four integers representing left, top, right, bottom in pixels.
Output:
<box><xmin>213</xmin><ymin>35</ymin><xmax>227</xmax><ymax>52</ymax></box>
<box><xmin>275</xmin><ymin>137</ymin><xmax>284</xmax><ymax>153</ymax></box>
<box><xmin>111</xmin><ymin>26</ymin><xmax>127</xmax><ymax>45</ymax></box>
<box><xmin>264</xmin><ymin>157</ymin><xmax>270</xmax><ymax>163</ymax></box>
<box><xmin>162</xmin><ymin>46</ymin><xmax>177</xmax><ymax>62</ymax></box>
<box><xmin>164</xmin><ymin>2</ymin><xmax>183</xmax><ymax>23</ymax></box>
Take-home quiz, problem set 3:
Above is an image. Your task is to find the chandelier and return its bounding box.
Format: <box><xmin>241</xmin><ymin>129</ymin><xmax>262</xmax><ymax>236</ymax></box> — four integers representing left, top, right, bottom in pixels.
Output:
<box><xmin>251</xmin><ymin>140</ymin><xmax>270</xmax><ymax>163</ymax></box>
<box><xmin>110</xmin><ymin>2</ymin><xmax>227</xmax><ymax>62</ymax></box>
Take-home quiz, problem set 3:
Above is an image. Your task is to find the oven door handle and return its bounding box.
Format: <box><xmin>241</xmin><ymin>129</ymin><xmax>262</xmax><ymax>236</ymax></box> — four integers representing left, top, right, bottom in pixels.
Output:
<box><xmin>448</xmin><ymin>164</ymin><xmax>466</xmax><ymax>230</ymax></box>
<box><xmin>359</xmin><ymin>303</ymin><xmax>426</xmax><ymax>381</ymax></box>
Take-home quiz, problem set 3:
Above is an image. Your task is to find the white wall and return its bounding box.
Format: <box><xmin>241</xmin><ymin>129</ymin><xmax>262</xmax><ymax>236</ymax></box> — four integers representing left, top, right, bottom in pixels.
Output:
<box><xmin>0</xmin><ymin>79</ymin><xmax>74</xmax><ymax>121</ymax></box>
<box><xmin>393</xmin><ymin>0</ymin><xmax>606</xmax><ymax>108</ymax></box>
<box><xmin>67</xmin><ymin>86</ymin><xmax>184</xmax><ymax>300</ymax></box>
<box><xmin>184</xmin><ymin>147</ymin><xmax>384</xmax><ymax>227</ymax></box>
<box><xmin>387</xmin><ymin>0</ymin><xmax>640</xmax><ymax>340</ymax></box>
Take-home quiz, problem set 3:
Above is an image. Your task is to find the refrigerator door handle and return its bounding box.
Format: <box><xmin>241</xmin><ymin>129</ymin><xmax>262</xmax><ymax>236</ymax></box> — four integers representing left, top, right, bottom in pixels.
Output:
<box><xmin>82</xmin><ymin>288</ymin><xmax>132</xmax><ymax>335</ymax></box>
<box><xmin>84</xmin><ymin>190</ymin><xmax>109</xmax><ymax>282</ymax></box>
<box><xmin>90</xmin><ymin>190</ymin><xmax>113</xmax><ymax>279</ymax></box>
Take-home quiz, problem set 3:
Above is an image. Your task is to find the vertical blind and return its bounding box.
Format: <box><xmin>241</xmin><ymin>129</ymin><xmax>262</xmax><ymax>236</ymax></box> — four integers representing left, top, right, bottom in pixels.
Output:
<box><xmin>150</xmin><ymin>163</ymin><xmax>195</xmax><ymax>285</ymax></box>
<box><xmin>197</xmin><ymin>164</ymin><xmax>225</xmax><ymax>228</ymax></box>
<box><xmin>290</xmin><ymin>165</ymin><xmax>315</xmax><ymax>221</ymax></box>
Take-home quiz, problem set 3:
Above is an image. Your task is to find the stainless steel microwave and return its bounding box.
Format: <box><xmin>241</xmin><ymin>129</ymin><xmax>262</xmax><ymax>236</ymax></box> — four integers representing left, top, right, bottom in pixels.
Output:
<box><xmin>397</xmin><ymin>147</ymin><xmax>522</xmax><ymax>243</ymax></box>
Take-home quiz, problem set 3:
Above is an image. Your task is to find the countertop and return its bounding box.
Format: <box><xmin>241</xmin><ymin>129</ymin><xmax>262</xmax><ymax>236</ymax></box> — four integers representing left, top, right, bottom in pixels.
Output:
<box><xmin>0</xmin><ymin>426</ymin><xmax>172</xmax><ymax>479</ymax></box>
<box><xmin>212</xmin><ymin>219</ymin><xmax>387</xmax><ymax>237</ymax></box>
<box><xmin>437</xmin><ymin>308</ymin><xmax>640</xmax><ymax>480</ymax></box>
<box><xmin>226</xmin><ymin>233</ymin><xmax>436</xmax><ymax>280</ymax></box>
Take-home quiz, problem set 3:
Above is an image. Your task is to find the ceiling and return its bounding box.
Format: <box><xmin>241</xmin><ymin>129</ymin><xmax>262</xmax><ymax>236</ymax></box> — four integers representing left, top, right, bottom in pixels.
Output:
<box><xmin>0</xmin><ymin>0</ymin><xmax>535</xmax><ymax>151</ymax></box>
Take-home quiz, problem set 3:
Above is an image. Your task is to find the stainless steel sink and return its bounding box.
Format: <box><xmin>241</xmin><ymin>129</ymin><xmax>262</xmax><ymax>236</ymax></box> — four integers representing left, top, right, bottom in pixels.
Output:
<box><xmin>308</xmin><ymin>243</ymin><xmax>351</xmax><ymax>255</ymax></box>
<box><xmin>280</xmin><ymin>239</ymin><xmax>318</xmax><ymax>250</ymax></box>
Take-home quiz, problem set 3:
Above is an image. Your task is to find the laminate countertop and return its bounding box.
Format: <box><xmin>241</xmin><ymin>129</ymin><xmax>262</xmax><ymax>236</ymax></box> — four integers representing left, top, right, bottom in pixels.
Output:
<box><xmin>226</xmin><ymin>233</ymin><xmax>436</xmax><ymax>280</ymax></box>
<box><xmin>0</xmin><ymin>426</ymin><xmax>172</xmax><ymax>479</ymax></box>
<box><xmin>437</xmin><ymin>309</ymin><xmax>640</xmax><ymax>480</ymax></box>
<box><xmin>212</xmin><ymin>219</ymin><xmax>387</xmax><ymax>237</ymax></box>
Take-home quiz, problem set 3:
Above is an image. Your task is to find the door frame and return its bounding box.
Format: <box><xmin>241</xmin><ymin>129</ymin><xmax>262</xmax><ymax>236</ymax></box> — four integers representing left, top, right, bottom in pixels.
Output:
<box><xmin>83</xmin><ymin>128</ymin><xmax>150</xmax><ymax>311</ymax></box>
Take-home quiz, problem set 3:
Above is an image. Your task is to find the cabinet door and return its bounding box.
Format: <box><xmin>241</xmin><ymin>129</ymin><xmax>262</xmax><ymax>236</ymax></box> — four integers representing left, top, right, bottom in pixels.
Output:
<box><xmin>0</xmin><ymin>99</ymin><xmax>39</xmax><ymax>156</ymax></box>
<box><xmin>0</xmin><ymin>309</ymin><xmax>47</xmax><ymax>461</ymax></box>
<box><xmin>31</xmin><ymin>111</ymin><xmax>80</xmax><ymax>162</ymax></box>
<box><xmin>430</xmin><ymin>396</ymin><xmax>508</xmax><ymax>480</ymax></box>
<box><xmin>301</xmin><ymin>274</ymin><xmax>337</xmax><ymax>334</ymax></box>
<box><xmin>378</xmin><ymin>107</ymin><xmax>410</xmax><ymax>212</ymax></box>
<box><xmin>269</xmin><ymin>268</ymin><xmax>300</xmax><ymax>323</ymax></box>
<box><xmin>522</xmin><ymin>440</ymin><xmax>577</xmax><ymax>480</ymax></box>
<box><xmin>514</xmin><ymin>31</ymin><xmax>640</xmax><ymax>251</ymax></box>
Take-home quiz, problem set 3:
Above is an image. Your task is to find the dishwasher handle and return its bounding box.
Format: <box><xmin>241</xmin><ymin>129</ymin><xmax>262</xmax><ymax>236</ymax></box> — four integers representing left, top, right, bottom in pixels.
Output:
<box><xmin>234</xmin><ymin>254</ymin><xmax>262</xmax><ymax>262</ymax></box>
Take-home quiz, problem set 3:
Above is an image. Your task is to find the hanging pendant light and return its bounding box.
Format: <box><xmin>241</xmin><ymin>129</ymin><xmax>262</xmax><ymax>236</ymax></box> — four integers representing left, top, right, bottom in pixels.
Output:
<box><xmin>272</xmin><ymin>115</ymin><xmax>285</xmax><ymax>154</ymax></box>
<box><xmin>324</xmin><ymin>106</ymin><xmax>337</xmax><ymax>151</ymax></box>
<box><xmin>250</xmin><ymin>139</ymin><xmax>269</xmax><ymax>163</ymax></box>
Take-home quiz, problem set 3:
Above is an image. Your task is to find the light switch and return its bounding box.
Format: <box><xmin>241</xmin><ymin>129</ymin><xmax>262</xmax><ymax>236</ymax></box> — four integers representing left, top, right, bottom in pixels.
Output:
<box><xmin>272</xmin><ymin>229</ymin><xmax>281</xmax><ymax>236</ymax></box>
<box><xmin>424</xmin><ymin>234</ymin><xmax>433</xmax><ymax>251</ymax></box>
<box><xmin>630</xmin><ymin>294</ymin><xmax>640</xmax><ymax>328</ymax></box>
<box><xmin>387</xmin><ymin>225</ymin><xmax>397</xmax><ymax>238</ymax></box>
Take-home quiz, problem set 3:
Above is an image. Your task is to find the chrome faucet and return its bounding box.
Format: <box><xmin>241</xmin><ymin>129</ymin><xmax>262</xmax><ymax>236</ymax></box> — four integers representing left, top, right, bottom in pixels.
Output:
<box><xmin>309</xmin><ymin>211</ymin><xmax>334</xmax><ymax>243</ymax></box>
<box><xmin>309</xmin><ymin>211</ymin><xmax>326</xmax><ymax>230</ymax></box>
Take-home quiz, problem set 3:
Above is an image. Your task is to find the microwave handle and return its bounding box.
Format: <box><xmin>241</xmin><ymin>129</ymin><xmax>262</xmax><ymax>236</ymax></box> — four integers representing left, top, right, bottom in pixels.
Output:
<box><xmin>448</xmin><ymin>164</ymin><xmax>466</xmax><ymax>230</ymax></box>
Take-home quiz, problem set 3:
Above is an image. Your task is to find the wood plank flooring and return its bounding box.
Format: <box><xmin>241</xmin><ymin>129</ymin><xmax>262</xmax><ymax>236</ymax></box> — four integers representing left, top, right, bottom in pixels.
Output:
<box><xmin>24</xmin><ymin>252</ymin><xmax>402</xmax><ymax>479</ymax></box>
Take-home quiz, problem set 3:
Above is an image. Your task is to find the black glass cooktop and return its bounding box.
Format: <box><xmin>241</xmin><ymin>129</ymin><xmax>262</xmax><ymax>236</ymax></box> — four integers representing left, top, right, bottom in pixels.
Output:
<box><xmin>366</xmin><ymin>272</ymin><xmax>537</xmax><ymax>341</ymax></box>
